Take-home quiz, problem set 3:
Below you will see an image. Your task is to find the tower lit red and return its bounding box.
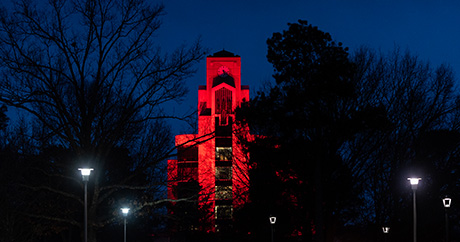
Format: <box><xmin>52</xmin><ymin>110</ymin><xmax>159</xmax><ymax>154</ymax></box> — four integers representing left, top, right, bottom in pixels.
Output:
<box><xmin>168</xmin><ymin>50</ymin><xmax>252</xmax><ymax>232</ymax></box>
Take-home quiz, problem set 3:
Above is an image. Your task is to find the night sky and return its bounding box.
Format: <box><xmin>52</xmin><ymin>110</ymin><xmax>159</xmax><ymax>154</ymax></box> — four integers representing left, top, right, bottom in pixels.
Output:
<box><xmin>3</xmin><ymin>0</ymin><xmax>460</xmax><ymax>135</ymax></box>
<box><xmin>156</xmin><ymin>0</ymin><xmax>460</xmax><ymax>134</ymax></box>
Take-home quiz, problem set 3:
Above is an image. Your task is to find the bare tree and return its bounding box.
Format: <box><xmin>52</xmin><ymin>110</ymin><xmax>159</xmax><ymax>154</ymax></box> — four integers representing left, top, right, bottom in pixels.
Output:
<box><xmin>0</xmin><ymin>0</ymin><xmax>205</xmax><ymax>241</ymax></box>
<box><xmin>343</xmin><ymin>47</ymin><xmax>460</xmax><ymax>239</ymax></box>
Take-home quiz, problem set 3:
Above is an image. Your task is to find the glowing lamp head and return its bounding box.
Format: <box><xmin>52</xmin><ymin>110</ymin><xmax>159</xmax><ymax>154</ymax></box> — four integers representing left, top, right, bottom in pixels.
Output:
<box><xmin>443</xmin><ymin>197</ymin><xmax>452</xmax><ymax>208</ymax></box>
<box><xmin>269</xmin><ymin>216</ymin><xmax>276</xmax><ymax>225</ymax></box>
<box><xmin>382</xmin><ymin>227</ymin><xmax>390</xmax><ymax>234</ymax></box>
<box><xmin>121</xmin><ymin>208</ymin><xmax>130</xmax><ymax>217</ymax></box>
<box><xmin>407</xmin><ymin>177</ymin><xmax>421</xmax><ymax>190</ymax></box>
<box><xmin>79</xmin><ymin>168</ymin><xmax>93</xmax><ymax>181</ymax></box>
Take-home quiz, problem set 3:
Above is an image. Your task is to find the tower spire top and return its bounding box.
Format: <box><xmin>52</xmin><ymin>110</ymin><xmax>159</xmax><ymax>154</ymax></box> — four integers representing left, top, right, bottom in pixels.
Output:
<box><xmin>209</xmin><ymin>49</ymin><xmax>239</xmax><ymax>57</ymax></box>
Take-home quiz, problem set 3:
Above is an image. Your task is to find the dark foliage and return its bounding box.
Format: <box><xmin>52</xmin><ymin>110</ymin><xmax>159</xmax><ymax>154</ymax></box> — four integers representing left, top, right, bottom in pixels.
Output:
<box><xmin>236</xmin><ymin>20</ymin><xmax>460</xmax><ymax>242</ymax></box>
<box><xmin>237</xmin><ymin>20</ymin><xmax>371</xmax><ymax>241</ymax></box>
<box><xmin>0</xmin><ymin>105</ymin><xmax>7</xmax><ymax>131</ymax></box>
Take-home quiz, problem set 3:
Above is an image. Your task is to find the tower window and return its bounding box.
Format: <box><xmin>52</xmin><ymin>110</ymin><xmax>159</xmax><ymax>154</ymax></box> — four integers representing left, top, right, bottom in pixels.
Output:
<box><xmin>215</xmin><ymin>205</ymin><xmax>233</xmax><ymax>220</ymax></box>
<box><xmin>215</xmin><ymin>87</ymin><xmax>232</xmax><ymax>125</ymax></box>
<box><xmin>215</xmin><ymin>185</ymin><xmax>232</xmax><ymax>200</ymax></box>
<box><xmin>216</xmin><ymin>147</ymin><xmax>232</xmax><ymax>161</ymax></box>
<box><xmin>216</xmin><ymin>167</ymin><xmax>232</xmax><ymax>180</ymax></box>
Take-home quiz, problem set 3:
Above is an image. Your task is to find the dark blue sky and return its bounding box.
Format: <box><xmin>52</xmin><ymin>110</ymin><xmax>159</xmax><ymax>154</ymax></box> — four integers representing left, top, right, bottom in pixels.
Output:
<box><xmin>157</xmin><ymin>0</ymin><xmax>460</xmax><ymax>134</ymax></box>
<box><xmin>4</xmin><ymin>0</ymin><xmax>460</xmax><ymax>136</ymax></box>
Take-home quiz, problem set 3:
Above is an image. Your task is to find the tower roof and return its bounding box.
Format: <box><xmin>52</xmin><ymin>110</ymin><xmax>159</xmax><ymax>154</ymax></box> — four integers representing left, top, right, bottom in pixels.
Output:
<box><xmin>212</xmin><ymin>75</ymin><xmax>235</xmax><ymax>87</ymax></box>
<box><xmin>209</xmin><ymin>50</ymin><xmax>239</xmax><ymax>57</ymax></box>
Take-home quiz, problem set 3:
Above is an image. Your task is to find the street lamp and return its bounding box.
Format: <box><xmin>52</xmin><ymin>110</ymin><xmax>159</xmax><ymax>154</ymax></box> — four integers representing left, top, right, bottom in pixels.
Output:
<box><xmin>269</xmin><ymin>216</ymin><xmax>276</xmax><ymax>242</ymax></box>
<box><xmin>443</xmin><ymin>197</ymin><xmax>452</xmax><ymax>208</ymax></box>
<box><xmin>408</xmin><ymin>177</ymin><xmax>421</xmax><ymax>242</ymax></box>
<box><xmin>443</xmin><ymin>197</ymin><xmax>451</xmax><ymax>242</ymax></box>
<box><xmin>382</xmin><ymin>226</ymin><xmax>390</xmax><ymax>234</ymax></box>
<box><xmin>79</xmin><ymin>168</ymin><xmax>93</xmax><ymax>242</ymax></box>
<box><xmin>121</xmin><ymin>208</ymin><xmax>130</xmax><ymax>242</ymax></box>
<box><xmin>382</xmin><ymin>227</ymin><xmax>390</xmax><ymax>242</ymax></box>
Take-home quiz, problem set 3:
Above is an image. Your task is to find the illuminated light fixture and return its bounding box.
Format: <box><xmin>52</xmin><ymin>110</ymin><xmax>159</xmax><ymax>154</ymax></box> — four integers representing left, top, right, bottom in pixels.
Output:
<box><xmin>79</xmin><ymin>168</ymin><xmax>94</xmax><ymax>181</ymax></box>
<box><xmin>407</xmin><ymin>177</ymin><xmax>421</xmax><ymax>190</ymax></box>
<box><xmin>382</xmin><ymin>227</ymin><xmax>390</xmax><ymax>234</ymax></box>
<box><xmin>443</xmin><ymin>197</ymin><xmax>452</xmax><ymax>208</ymax></box>
<box><xmin>121</xmin><ymin>207</ymin><xmax>130</xmax><ymax>216</ymax></box>
<box><xmin>269</xmin><ymin>216</ymin><xmax>276</xmax><ymax>224</ymax></box>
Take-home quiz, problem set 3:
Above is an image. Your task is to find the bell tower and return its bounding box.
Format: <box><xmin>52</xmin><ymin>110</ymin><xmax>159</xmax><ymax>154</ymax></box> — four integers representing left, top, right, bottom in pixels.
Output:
<box><xmin>168</xmin><ymin>50</ymin><xmax>251</xmax><ymax>233</ymax></box>
<box><xmin>200</xmin><ymin>50</ymin><xmax>247</xmax><ymax>127</ymax></box>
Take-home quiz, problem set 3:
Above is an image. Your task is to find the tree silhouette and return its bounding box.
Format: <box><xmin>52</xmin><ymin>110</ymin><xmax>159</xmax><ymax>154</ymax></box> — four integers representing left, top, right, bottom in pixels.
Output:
<box><xmin>237</xmin><ymin>21</ymin><xmax>460</xmax><ymax>242</ymax></box>
<box><xmin>237</xmin><ymin>20</ymin><xmax>364</xmax><ymax>242</ymax></box>
<box><xmin>0</xmin><ymin>0</ymin><xmax>205</xmax><ymax>241</ymax></box>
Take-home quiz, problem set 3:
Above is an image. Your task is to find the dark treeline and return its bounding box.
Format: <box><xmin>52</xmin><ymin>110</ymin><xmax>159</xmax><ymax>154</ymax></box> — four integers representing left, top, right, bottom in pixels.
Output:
<box><xmin>234</xmin><ymin>20</ymin><xmax>460</xmax><ymax>242</ymax></box>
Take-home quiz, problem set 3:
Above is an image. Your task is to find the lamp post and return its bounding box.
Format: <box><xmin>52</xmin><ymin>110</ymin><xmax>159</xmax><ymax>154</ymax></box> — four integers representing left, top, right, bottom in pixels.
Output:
<box><xmin>382</xmin><ymin>227</ymin><xmax>390</xmax><ymax>242</ymax></box>
<box><xmin>121</xmin><ymin>208</ymin><xmax>130</xmax><ymax>242</ymax></box>
<box><xmin>269</xmin><ymin>216</ymin><xmax>276</xmax><ymax>242</ymax></box>
<box><xmin>408</xmin><ymin>177</ymin><xmax>421</xmax><ymax>242</ymax></box>
<box><xmin>79</xmin><ymin>168</ymin><xmax>93</xmax><ymax>242</ymax></box>
<box><xmin>442</xmin><ymin>197</ymin><xmax>451</xmax><ymax>242</ymax></box>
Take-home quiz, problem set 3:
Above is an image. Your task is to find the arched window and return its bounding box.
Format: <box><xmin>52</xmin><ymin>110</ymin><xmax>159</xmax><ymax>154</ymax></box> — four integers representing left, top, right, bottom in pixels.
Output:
<box><xmin>215</xmin><ymin>87</ymin><xmax>232</xmax><ymax>114</ymax></box>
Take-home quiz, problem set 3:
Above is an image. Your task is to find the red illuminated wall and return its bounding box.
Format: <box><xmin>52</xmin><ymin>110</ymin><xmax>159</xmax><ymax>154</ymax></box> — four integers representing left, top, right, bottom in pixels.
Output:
<box><xmin>168</xmin><ymin>50</ymin><xmax>252</xmax><ymax>232</ymax></box>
